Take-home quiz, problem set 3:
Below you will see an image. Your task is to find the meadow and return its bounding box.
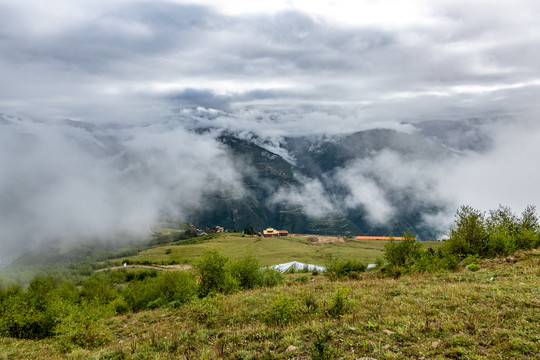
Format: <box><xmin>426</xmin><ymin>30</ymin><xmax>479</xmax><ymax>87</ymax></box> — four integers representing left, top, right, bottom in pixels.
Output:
<box><xmin>1</xmin><ymin>249</ymin><xmax>538</xmax><ymax>359</ymax></box>
<box><xmin>116</xmin><ymin>232</ymin><xmax>443</xmax><ymax>267</ymax></box>
<box><xmin>2</xmin><ymin>205</ymin><xmax>539</xmax><ymax>359</ymax></box>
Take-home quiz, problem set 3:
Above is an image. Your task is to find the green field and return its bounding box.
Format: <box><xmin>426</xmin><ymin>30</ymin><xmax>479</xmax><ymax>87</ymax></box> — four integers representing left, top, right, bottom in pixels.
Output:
<box><xmin>2</xmin><ymin>249</ymin><xmax>538</xmax><ymax>359</ymax></box>
<box><xmin>115</xmin><ymin>233</ymin><xmax>443</xmax><ymax>266</ymax></box>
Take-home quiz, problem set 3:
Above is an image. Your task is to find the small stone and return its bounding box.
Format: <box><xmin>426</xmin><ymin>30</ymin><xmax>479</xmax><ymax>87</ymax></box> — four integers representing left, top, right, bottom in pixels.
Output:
<box><xmin>286</xmin><ymin>345</ymin><xmax>297</xmax><ymax>352</ymax></box>
<box><xmin>118</xmin><ymin>340</ymin><xmax>125</xmax><ymax>345</ymax></box>
<box><xmin>382</xmin><ymin>344</ymin><xmax>390</xmax><ymax>350</ymax></box>
<box><xmin>431</xmin><ymin>341</ymin><xmax>439</xmax><ymax>349</ymax></box>
<box><xmin>382</xmin><ymin>329</ymin><xmax>395</xmax><ymax>335</ymax></box>
<box><xmin>356</xmin><ymin>357</ymin><xmax>378</xmax><ymax>360</ymax></box>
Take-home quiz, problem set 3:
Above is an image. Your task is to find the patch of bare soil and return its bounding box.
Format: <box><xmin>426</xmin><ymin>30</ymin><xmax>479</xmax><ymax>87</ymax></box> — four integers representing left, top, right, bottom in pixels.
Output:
<box><xmin>296</xmin><ymin>234</ymin><xmax>346</xmax><ymax>244</ymax></box>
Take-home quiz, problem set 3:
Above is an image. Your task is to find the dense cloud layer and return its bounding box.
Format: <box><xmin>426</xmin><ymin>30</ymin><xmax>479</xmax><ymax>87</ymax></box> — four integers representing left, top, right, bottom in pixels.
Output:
<box><xmin>0</xmin><ymin>115</ymin><xmax>243</xmax><ymax>258</ymax></box>
<box><xmin>1</xmin><ymin>1</ymin><xmax>540</xmax><ymax>255</ymax></box>
<box><xmin>2</xmin><ymin>0</ymin><xmax>540</xmax><ymax>126</ymax></box>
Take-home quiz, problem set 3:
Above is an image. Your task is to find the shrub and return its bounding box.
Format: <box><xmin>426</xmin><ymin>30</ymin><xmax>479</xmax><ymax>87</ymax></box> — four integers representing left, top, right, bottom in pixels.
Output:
<box><xmin>109</xmin><ymin>296</ymin><xmax>129</xmax><ymax>314</ymax></box>
<box><xmin>27</xmin><ymin>275</ymin><xmax>58</xmax><ymax>311</ymax></box>
<box><xmin>121</xmin><ymin>271</ymin><xmax>197</xmax><ymax>311</ymax></box>
<box><xmin>461</xmin><ymin>254</ymin><xmax>482</xmax><ymax>266</ymax></box>
<box><xmin>486</xmin><ymin>231</ymin><xmax>515</xmax><ymax>257</ymax></box>
<box><xmin>294</xmin><ymin>275</ymin><xmax>309</xmax><ymax>283</ymax></box>
<box><xmin>121</xmin><ymin>279</ymin><xmax>159</xmax><ymax>312</ymax></box>
<box><xmin>0</xmin><ymin>276</ymin><xmax>66</xmax><ymax>339</ymax></box>
<box><xmin>515</xmin><ymin>229</ymin><xmax>536</xmax><ymax>250</ymax></box>
<box><xmin>487</xmin><ymin>205</ymin><xmax>519</xmax><ymax>239</ymax></box>
<box><xmin>152</xmin><ymin>271</ymin><xmax>197</xmax><ymax>308</ymax></box>
<box><xmin>159</xmin><ymin>271</ymin><xmax>197</xmax><ymax>304</ymax></box>
<box><xmin>467</xmin><ymin>263</ymin><xmax>481</xmax><ymax>271</ymax></box>
<box><xmin>381</xmin><ymin>264</ymin><xmax>405</xmax><ymax>279</ymax></box>
<box><xmin>195</xmin><ymin>250</ymin><xmax>238</xmax><ymax>297</ymax></box>
<box><xmin>125</xmin><ymin>268</ymin><xmax>159</xmax><ymax>282</ymax></box>
<box><xmin>258</xmin><ymin>267</ymin><xmax>284</xmax><ymax>287</ymax></box>
<box><xmin>325</xmin><ymin>259</ymin><xmax>366</xmax><ymax>280</ymax></box>
<box><xmin>243</xmin><ymin>225</ymin><xmax>257</xmax><ymax>235</ymax></box>
<box><xmin>228</xmin><ymin>255</ymin><xmax>261</xmax><ymax>290</ymax></box>
<box><xmin>410</xmin><ymin>249</ymin><xmax>457</xmax><ymax>273</ymax></box>
<box><xmin>0</xmin><ymin>295</ymin><xmax>54</xmax><ymax>339</ymax></box>
<box><xmin>311</xmin><ymin>327</ymin><xmax>337</xmax><ymax>360</ymax></box>
<box><xmin>445</xmin><ymin>206</ymin><xmax>488</xmax><ymax>257</ymax></box>
<box><xmin>300</xmin><ymin>291</ymin><xmax>318</xmax><ymax>312</ymax></box>
<box><xmin>520</xmin><ymin>205</ymin><xmax>540</xmax><ymax>233</ymax></box>
<box><xmin>384</xmin><ymin>233</ymin><xmax>422</xmax><ymax>268</ymax></box>
<box><xmin>188</xmin><ymin>296</ymin><xmax>221</xmax><ymax>327</ymax></box>
<box><xmin>263</xmin><ymin>295</ymin><xmax>298</xmax><ymax>326</ymax></box>
<box><xmin>55</xmin><ymin>301</ymin><xmax>112</xmax><ymax>351</ymax></box>
<box><xmin>326</xmin><ymin>288</ymin><xmax>350</xmax><ymax>318</ymax></box>
<box><xmin>80</xmin><ymin>274</ymin><xmax>118</xmax><ymax>303</ymax></box>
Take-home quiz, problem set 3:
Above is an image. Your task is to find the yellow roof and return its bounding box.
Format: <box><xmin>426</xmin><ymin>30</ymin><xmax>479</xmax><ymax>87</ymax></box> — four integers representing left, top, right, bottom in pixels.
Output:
<box><xmin>263</xmin><ymin>228</ymin><xmax>278</xmax><ymax>234</ymax></box>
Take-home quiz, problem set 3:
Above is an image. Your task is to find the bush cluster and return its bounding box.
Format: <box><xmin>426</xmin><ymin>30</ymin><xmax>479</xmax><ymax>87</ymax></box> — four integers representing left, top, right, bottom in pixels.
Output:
<box><xmin>0</xmin><ymin>250</ymin><xmax>283</xmax><ymax>345</ymax></box>
<box><xmin>325</xmin><ymin>258</ymin><xmax>367</xmax><ymax>280</ymax></box>
<box><xmin>380</xmin><ymin>205</ymin><xmax>540</xmax><ymax>277</ymax></box>
<box><xmin>195</xmin><ymin>251</ymin><xmax>284</xmax><ymax>297</ymax></box>
<box><xmin>445</xmin><ymin>204</ymin><xmax>540</xmax><ymax>258</ymax></box>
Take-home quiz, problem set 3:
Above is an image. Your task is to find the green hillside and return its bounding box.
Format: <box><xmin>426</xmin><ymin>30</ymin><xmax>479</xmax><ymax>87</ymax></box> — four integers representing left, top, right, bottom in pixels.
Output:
<box><xmin>2</xmin><ymin>249</ymin><xmax>538</xmax><ymax>359</ymax></box>
<box><xmin>113</xmin><ymin>232</ymin><xmax>443</xmax><ymax>266</ymax></box>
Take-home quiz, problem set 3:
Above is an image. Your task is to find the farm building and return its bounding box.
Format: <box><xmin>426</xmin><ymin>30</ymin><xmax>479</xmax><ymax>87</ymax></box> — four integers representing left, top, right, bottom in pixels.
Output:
<box><xmin>263</xmin><ymin>228</ymin><xmax>288</xmax><ymax>238</ymax></box>
<box><xmin>355</xmin><ymin>236</ymin><xmax>416</xmax><ymax>241</ymax></box>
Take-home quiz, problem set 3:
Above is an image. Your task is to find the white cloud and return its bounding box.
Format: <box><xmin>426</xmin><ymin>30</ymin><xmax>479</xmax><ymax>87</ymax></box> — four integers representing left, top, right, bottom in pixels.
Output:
<box><xmin>0</xmin><ymin>117</ymin><xmax>243</xmax><ymax>258</ymax></box>
<box><xmin>440</xmin><ymin>122</ymin><xmax>540</xmax><ymax>213</ymax></box>
<box><xmin>268</xmin><ymin>177</ymin><xmax>335</xmax><ymax>218</ymax></box>
<box><xmin>339</xmin><ymin>173</ymin><xmax>395</xmax><ymax>225</ymax></box>
<box><xmin>1</xmin><ymin>0</ymin><xmax>540</xmax><ymax>251</ymax></box>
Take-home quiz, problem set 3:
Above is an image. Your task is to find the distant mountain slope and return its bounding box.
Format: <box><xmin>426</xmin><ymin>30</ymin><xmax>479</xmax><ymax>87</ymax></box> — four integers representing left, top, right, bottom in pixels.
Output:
<box><xmin>0</xmin><ymin>111</ymin><xmax>499</xmax><ymax>244</ymax></box>
<box><xmin>189</xmin><ymin>125</ymin><xmax>471</xmax><ymax>239</ymax></box>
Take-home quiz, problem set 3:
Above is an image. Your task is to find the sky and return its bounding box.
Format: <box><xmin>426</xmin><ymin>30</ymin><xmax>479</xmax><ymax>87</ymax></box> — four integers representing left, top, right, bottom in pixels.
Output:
<box><xmin>1</xmin><ymin>0</ymin><xmax>540</xmax><ymax>256</ymax></box>
<box><xmin>3</xmin><ymin>0</ymin><xmax>540</xmax><ymax>127</ymax></box>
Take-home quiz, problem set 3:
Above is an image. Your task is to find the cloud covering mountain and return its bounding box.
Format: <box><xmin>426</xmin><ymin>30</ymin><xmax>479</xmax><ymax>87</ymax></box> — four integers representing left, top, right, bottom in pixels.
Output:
<box><xmin>1</xmin><ymin>0</ymin><xmax>540</xmax><ymax>257</ymax></box>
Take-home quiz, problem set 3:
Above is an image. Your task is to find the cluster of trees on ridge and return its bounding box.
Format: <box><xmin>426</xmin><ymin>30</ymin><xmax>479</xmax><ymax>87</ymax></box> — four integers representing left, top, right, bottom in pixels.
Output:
<box><xmin>0</xmin><ymin>204</ymin><xmax>539</xmax><ymax>350</ymax></box>
<box><xmin>380</xmin><ymin>204</ymin><xmax>540</xmax><ymax>277</ymax></box>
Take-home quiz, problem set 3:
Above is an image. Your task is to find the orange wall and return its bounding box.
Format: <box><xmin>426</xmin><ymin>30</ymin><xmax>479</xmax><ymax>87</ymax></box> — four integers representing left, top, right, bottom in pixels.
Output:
<box><xmin>355</xmin><ymin>236</ymin><xmax>416</xmax><ymax>241</ymax></box>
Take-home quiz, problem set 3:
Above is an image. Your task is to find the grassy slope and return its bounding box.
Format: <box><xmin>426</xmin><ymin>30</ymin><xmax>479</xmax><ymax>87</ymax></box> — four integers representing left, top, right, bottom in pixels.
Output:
<box><xmin>119</xmin><ymin>233</ymin><xmax>443</xmax><ymax>266</ymax></box>
<box><xmin>2</xmin><ymin>249</ymin><xmax>538</xmax><ymax>359</ymax></box>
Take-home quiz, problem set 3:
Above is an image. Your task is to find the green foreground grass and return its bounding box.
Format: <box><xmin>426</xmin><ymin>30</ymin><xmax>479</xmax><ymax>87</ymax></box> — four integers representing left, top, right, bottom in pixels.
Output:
<box><xmin>2</xmin><ymin>249</ymin><xmax>538</xmax><ymax>359</ymax></box>
<box><xmin>118</xmin><ymin>233</ymin><xmax>443</xmax><ymax>266</ymax></box>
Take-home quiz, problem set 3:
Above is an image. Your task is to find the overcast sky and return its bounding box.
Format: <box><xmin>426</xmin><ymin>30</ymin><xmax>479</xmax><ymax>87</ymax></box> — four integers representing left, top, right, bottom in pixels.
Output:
<box><xmin>2</xmin><ymin>0</ymin><xmax>540</xmax><ymax>255</ymax></box>
<box><xmin>2</xmin><ymin>0</ymin><xmax>540</xmax><ymax>129</ymax></box>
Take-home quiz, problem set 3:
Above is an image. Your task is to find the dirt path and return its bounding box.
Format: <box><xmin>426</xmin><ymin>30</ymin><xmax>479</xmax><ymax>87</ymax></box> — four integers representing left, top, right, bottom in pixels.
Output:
<box><xmin>95</xmin><ymin>264</ymin><xmax>192</xmax><ymax>272</ymax></box>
